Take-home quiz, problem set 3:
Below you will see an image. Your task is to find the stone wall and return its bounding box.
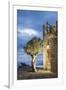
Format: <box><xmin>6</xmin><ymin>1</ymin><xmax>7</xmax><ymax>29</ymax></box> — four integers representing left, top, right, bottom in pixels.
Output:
<box><xmin>43</xmin><ymin>26</ymin><xmax>58</xmax><ymax>73</ymax></box>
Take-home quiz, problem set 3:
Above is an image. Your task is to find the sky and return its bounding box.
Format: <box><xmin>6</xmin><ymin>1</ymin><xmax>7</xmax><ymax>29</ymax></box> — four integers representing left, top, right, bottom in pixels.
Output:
<box><xmin>17</xmin><ymin>9</ymin><xmax>58</xmax><ymax>49</ymax></box>
<box><xmin>17</xmin><ymin>9</ymin><xmax>58</xmax><ymax>66</ymax></box>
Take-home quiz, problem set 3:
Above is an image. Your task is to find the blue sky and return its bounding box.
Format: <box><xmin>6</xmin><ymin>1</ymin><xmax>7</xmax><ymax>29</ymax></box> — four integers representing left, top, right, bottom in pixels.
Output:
<box><xmin>17</xmin><ymin>10</ymin><xmax>58</xmax><ymax>67</ymax></box>
<box><xmin>17</xmin><ymin>10</ymin><xmax>58</xmax><ymax>49</ymax></box>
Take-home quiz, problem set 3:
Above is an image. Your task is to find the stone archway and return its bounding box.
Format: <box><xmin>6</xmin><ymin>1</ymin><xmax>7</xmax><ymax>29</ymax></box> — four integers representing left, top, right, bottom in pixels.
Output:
<box><xmin>36</xmin><ymin>53</ymin><xmax>43</xmax><ymax>69</ymax></box>
<box><xmin>43</xmin><ymin>21</ymin><xmax>58</xmax><ymax>74</ymax></box>
<box><xmin>43</xmin><ymin>33</ymin><xmax>58</xmax><ymax>73</ymax></box>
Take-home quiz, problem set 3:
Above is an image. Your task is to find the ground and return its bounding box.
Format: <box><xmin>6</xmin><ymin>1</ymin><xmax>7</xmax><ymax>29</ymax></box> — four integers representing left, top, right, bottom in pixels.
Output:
<box><xmin>17</xmin><ymin>67</ymin><xmax>57</xmax><ymax>80</ymax></box>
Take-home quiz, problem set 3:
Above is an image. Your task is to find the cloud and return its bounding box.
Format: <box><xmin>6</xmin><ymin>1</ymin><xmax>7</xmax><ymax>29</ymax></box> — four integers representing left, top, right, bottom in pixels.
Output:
<box><xmin>17</xmin><ymin>28</ymin><xmax>39</xmax><ymax>37</ymax></box>
<box><xmin>17</xmin><ymin>28</ymin><xmax>43</xmax><ymax>48</ymax></box>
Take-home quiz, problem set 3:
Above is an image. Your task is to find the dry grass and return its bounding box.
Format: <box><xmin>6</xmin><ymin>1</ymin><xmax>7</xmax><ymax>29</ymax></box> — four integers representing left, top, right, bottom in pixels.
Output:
<box><xmin>17</xmin><ymin>67</ymin><xmax>57</xmax><ymax>80</ymax></box>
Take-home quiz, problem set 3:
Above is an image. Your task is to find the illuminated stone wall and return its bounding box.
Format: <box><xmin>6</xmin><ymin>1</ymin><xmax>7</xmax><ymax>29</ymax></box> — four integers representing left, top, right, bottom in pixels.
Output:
<box><xmin>43</xmin><ymin>22</ymin><xmax>58</xmax><ymax>73</ymax></box>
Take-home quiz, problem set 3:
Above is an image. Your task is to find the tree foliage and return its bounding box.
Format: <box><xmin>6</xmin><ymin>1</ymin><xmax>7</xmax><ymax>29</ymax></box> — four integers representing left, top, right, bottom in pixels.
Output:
<box><xmin>24</xmin><ymin>37</ymin><xmax>43</xmax><ymax>57</ymax></box>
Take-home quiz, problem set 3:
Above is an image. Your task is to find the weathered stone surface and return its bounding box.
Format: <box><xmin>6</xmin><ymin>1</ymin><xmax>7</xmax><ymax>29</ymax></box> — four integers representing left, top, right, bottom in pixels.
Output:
<box><xmin>43</xmin><ymin>24</ymin><xmax>58</xmax><ymax>74</ymax></box>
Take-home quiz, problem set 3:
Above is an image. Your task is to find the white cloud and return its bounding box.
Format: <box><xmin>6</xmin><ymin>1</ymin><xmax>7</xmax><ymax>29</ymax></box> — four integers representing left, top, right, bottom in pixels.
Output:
<box><xmin>18</xmin><ymin>28</ymin><xmax>39</xmax><ymax>37</ymax></box>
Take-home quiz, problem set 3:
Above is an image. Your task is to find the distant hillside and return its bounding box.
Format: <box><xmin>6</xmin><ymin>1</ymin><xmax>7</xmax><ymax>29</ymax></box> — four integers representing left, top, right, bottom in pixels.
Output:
<box><xmin>18</xmin><ymin>62</ymin><xmax>32</xmax><ymax>71</ymax></box>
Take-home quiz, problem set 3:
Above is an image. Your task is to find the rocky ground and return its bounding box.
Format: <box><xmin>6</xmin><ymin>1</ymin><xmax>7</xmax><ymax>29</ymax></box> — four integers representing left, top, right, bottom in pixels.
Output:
<box><xmin>17</xmin><ymin>65</ymin><xmax>57</xmax><ymax>80</ymax></box>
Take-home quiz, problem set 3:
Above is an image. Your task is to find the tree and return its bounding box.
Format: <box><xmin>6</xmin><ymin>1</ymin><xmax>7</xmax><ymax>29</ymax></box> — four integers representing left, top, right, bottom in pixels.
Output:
<box><xmin>24</xmin><ymin>37</ymin><xmax>43</xmax><ymax>72</ymax></box>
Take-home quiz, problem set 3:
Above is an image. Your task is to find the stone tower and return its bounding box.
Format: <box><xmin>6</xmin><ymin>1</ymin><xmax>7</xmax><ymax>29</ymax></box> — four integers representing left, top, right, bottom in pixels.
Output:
<box><xmin>43</xmin><ymin>21</ymin><xmax>58</xmax><ymax>74</ymax></box>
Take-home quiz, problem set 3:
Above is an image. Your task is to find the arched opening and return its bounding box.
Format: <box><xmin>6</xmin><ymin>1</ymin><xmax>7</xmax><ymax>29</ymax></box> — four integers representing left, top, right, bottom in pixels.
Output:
<box><xmin>35</xmin><ymin>53</ymin><xmax>44</xmax><ymax>69</ymax></box>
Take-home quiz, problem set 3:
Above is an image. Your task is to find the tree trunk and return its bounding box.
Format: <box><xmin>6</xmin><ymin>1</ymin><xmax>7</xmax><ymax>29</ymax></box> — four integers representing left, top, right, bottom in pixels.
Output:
<box><xmin>32</xmin><ymin>55</ymin><xmax>37</xmax><ymax>72</ymax></box>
